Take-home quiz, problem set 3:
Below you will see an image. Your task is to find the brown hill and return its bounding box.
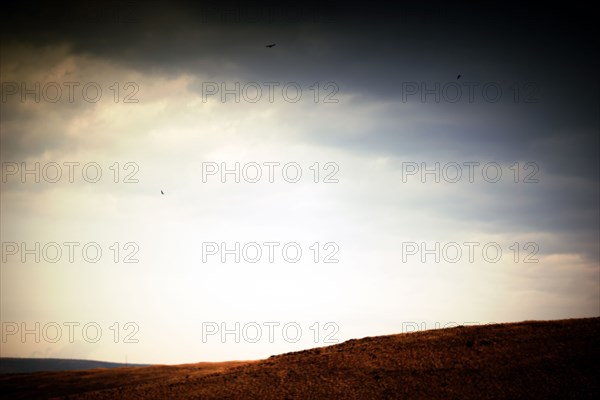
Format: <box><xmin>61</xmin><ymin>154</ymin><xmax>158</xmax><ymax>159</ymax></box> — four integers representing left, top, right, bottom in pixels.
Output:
<box><xmin>1</xmin><ymin>317</ymin><xmax>598</xmax><ymax>399</ymax></box>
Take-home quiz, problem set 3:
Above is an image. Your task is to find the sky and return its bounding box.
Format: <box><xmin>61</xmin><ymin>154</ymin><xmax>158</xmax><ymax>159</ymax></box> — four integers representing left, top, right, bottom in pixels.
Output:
<box><xmin>0</xmin><ymin>1</ymin><xmax>598</xmax><ymax>364</ymax></box>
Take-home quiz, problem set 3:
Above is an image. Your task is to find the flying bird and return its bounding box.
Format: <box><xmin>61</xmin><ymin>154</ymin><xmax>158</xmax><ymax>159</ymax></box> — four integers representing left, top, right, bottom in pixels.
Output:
<box><xmin>456</xmin><ymin>74</ymin><xmax>461</xmax><ymax>79</ymax></box>
<box><xmin>265</xmin><ymin>43</ymin><xmax>276</xmax><ymax>48</ymax></box>
<box><xmin>161</xmin><ymin>190</ymin><xmax>164</xmax><ymax>195</ymax></box>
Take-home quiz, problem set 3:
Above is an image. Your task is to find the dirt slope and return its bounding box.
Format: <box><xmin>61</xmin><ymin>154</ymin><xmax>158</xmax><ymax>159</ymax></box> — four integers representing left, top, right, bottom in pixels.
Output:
<box><xmin>1</xmin><ymin>318</ymin><xmax>598</xmax><ymax>399</ymax></box>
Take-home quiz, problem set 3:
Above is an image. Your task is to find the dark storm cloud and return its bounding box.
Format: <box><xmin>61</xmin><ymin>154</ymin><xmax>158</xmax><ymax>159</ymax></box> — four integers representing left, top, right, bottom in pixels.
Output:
<box><xmin>3</xmin><ymin>2</ymin><xmax>596</xmax><ymax>89</ymax></box>
<box><xmin>3</xmin><ymin>1</ymin><xmax>596</xmax><ymax>171</ymax></box>
<box><xmin>2</xmin><ymin>0</ymin><xmax>598</xmax><ymax>258</ymax></box>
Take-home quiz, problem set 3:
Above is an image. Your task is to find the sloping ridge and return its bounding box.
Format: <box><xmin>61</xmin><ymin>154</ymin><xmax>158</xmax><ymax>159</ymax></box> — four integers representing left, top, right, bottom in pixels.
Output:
<box><xmin>2</xmin><ymin>317</ymin><xmax>598</xmax><ymax>399</ymax></box>
<box><xmin>0</xmin><ymin>358</ymin><xmax>150</xmax><ymax>374</ymax></box>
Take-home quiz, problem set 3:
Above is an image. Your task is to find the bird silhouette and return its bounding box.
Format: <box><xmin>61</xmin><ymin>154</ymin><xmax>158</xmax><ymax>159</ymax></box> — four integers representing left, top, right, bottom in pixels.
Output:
<box><xmin>457</xmin><ymin>74</ymin><xmax>461</xmax><ymax>80</ymax></box>
<box><xmin>161</xmin><ymin>190</ymin><xmax>164</xmax><ymax>195</ymax></box>
<box><xmin>265</xmin><ymin>43</ymin><xmax>276</xmax><ymax>48</ymax></box>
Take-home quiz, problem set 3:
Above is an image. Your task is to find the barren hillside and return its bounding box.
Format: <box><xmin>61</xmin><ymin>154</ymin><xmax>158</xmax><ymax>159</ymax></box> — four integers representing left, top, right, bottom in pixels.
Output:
<box><xmin>1</xmin><ymin>318</ymin><xmax>598</xmax><ymax>399</ymax></box>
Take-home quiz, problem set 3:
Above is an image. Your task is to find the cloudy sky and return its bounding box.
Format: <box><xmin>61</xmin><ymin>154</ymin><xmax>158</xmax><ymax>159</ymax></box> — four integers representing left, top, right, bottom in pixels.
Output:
<box><xmin>1</xmin><ymin>1</ymin><xmax>598</xmax><ymax>364</ymax></box>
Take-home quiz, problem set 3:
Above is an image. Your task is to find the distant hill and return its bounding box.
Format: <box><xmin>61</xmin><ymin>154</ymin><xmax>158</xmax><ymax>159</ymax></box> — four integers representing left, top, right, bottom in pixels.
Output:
<box><xmin>1</xmin><ymin>317</ymin><xmax>598</xmax><ymax>399</ymax></box>
<box><xmin>0</xmin><ymin>358</ymin><xmax>149</xmax><ymax>374</ymax></box>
